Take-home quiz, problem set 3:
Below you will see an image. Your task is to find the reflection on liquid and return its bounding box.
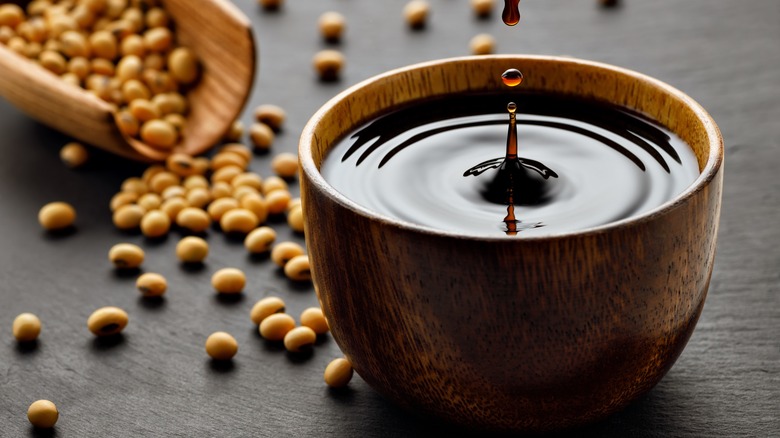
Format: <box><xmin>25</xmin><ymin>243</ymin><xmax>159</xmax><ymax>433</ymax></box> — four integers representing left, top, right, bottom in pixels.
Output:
<box><xmin>327</xmin><ymin>93</ymin><xmax>698</xmax><ymax>237</ymax></box>
<box><xmin>464</xmin><ymin>102</ymin><xmax>554</xmax><ymax>234</ymax></box>
<box><xmin>342</xmin><ymin>94</ymin><xmax>680</xmax><ymax>173</ymax></box>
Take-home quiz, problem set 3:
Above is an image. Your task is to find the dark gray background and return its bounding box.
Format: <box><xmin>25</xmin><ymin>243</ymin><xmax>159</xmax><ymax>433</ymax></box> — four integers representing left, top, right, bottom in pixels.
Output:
<box><xmin>1</xmin><ymin>0</ymin><xmax>779</xmax><ymax>436</ymax></box>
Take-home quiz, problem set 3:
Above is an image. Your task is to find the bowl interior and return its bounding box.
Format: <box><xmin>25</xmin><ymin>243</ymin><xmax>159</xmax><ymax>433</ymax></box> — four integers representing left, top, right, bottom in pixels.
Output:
<box><xmin>300</xmin><ymin>55</ymin><xmax>723</xmax><ymax>236</ymax></box>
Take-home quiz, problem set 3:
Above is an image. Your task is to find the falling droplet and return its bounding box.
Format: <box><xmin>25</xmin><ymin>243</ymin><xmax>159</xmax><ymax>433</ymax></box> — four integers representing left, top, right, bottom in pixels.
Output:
<box><xmin>502</xmin><ymin>0</ymin><xmax>521</xmax><ymax>26</ymax></box>
<box><xmin>502</xmin><ymin>69</ymin><xmax>524</xmax><ymax>87</ymax></box>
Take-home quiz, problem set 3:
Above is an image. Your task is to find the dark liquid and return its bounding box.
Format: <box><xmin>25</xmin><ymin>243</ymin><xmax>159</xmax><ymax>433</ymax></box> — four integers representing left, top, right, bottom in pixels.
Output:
<box><xmin>322</xmin><ymin>93</ymin><xmax>700</xmax><ymax>237</ymax></box>
<box><xmin>502</xmin><ymin>0</ymin><xmax>521</xmax><ymax>26</ymax></box>
<box><xmin>463</xmin><ymin>100</ymin><xmax>558</xmax><ymax>207</ymax></box>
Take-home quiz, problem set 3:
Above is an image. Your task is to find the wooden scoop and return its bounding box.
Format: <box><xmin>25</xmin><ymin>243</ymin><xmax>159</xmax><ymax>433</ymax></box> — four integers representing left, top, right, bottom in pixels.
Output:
<box><xmin>0</xmin><ymin>0</ymin><xmax>256</xmax><ymax>161</ymax></box>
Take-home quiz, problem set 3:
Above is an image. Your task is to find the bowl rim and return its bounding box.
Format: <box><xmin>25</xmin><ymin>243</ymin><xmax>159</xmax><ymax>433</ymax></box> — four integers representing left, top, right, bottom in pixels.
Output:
<box><xmin>299</xmin><ymin>55</ymin><xmax>724</xmax><ymax>242</ymax></box>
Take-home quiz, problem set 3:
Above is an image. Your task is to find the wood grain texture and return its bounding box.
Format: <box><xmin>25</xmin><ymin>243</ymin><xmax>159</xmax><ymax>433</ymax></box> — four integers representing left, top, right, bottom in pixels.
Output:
<box><xmin>0</xmin><ymin>0</ymin><xmax>778</xmax><ymax>436</ymax></box>
<box><xmin>0</xmin><ymin>0</ymin><xmax>255</xmax><ymax>161</ymax></box>
<box><xmin>300</xmin><ymin>56</ymin><xmax>724</xmax><ymax>432</ymax></box>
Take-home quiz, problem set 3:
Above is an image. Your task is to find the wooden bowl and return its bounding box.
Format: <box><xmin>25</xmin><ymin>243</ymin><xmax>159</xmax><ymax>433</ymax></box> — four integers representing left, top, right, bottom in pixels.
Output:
<box><xmin>0</xmin><ymin>0</ymin><xmax>255</xmax><ymax>161</ymax></box>
<box><xmin>300</xmin><ymin>55</ymin><xmax>724</xmax><ymax>432</ymax></box>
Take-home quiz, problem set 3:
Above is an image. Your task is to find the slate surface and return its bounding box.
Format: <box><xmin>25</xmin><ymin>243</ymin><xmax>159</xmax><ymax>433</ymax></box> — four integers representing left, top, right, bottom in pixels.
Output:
<box><xmin>1</xmin><ymin>0</ymin><xmax>778</xmax><ymax>436</ymax></box>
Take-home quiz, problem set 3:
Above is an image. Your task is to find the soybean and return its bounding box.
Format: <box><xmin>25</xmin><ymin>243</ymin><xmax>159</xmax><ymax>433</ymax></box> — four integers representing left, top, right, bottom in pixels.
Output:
<box><xmin>112</xmin><ymin>204</ymin><xmax>144</xmax><ymax>229</ymax></box>
<box><xmin>165</xmin><ymin>113</ymin><xmax>186</xmax><ymax>132</ymax></box>
<box><xmin>271</xmin><ymin>242</ymin><xmax>304</xmax><ymax>267</ymax></box>
<box><xmin>160</xmin><ymin>197</ymin><xmax>188</xmax><ymax>221</ymax></box>
<box><xmin>60</xmin><ymin>142</ymin><xmax>89</xmax><ymax>168</ymax></box>
<box><xmin>145</xmin><ymin>165</ymin><xmax>170</xmax><ymax>185</ymax></box>
<box><xmin>116</xmin><ymin>111</ymin><xmax>140</xmax><ymax>137</ymax></box>
<box><xmin>155</xmin><ymin>92</ymin><xmax>187</xmax><ymax>115</ymax></box>
<box><xmin>231</xmin><ymin>172</ymin><xmax>263</xmax><ymax>191</ymax></box>
<box><xmin>211</xmin><ymin>268</ymin><xmax>246</xmax><ymax>294</ymax></box>
<box><xmin>211</xmin><ymin>165</ymin><xmax>243</xmax><ymax>184</ymax></box>
<box><xmin>259</xmin><ymin>313</ymin><xmax>296</xmax><ymax>341</ymax></box>
<box><xmin>40</xmin><ymin>50</ymin><xmax>67</xmax><ymax>74</ymax></box>
<box><xmin>27</xmin><ymin>400</ymin><xmax>59</xmax><ymax>429</ymax></box>
<box><xmin>287</xmin><ymin>197</ymin><xmax>302</xmax><ymax>212</ymax></box>
<box><xmin>284</xmin><ymin>254</ymin><xmax>312</xmax><ymax>281</ymax></box>
<box><xmin>207</xmin><ymin>197</ymin><xmax>239</xmax><ymax>222</ymax></box>
<box><xmin>0</xmin><ymin>4</ymin><xmax>24</xmax><ymax>28</ymax></box>
<box><xmin>284</xmin><ymin>326</ymin><xmax>316</xmax><ymax>353</ymax></box>
<box><xmin>192</xmin><ymin>157</ymin><xmax>210</xmax><ymax>175</ymax></box>
<box><xmin>108</xmin><ymin>243</ymin><xmax>144</xmax><ymax>268</ymax></box>
<box><xmin>324</xmin><ymin>358</ymin><xmax>354</xmax><ymax>388</ymax></box>
<box><xmin>176</xmin><ymin>236</ymin><xmax>209</xmax><ymax>263</ymax></box>
<box><xmin>89</xmin><ymin>30</ymin><xmax>118</xmax><ymax>59</ymax></box>
<box><xmin>470</xmin><ymin>33</ymin><xmax>496</xmax><ymax>55</ymax></box>
<box><xmin>211</xmin><ymin>152</ymin><xmax>247</xmax><ymax>171</ymax></box>
<box><xmin>254</xmin><ymin>104</ymin><xmax>286</xmax><ymax>132</ymax></box>
<box><xmin>140</xmin><ymin>210</ymin><xmax>170</xmax><ymax>237</ymax></box>
<box><xmin>313</xmin><ymin>49</ymin><xmax>344</xmax><ymax>81</ymax></box>
<box><xmin>220</xmin><ymin>208</ymin><xmax>258</xmax><ymax>234</ymax></box>
<box><xmin>140</xmin><ymin>119</ymin><xmax>177</xmax><ymax>149</ymax></box>
<box><xmin>211</xmin><ymin>181</ymin><xmax>233</xmax><ymax>199</ymax></box>
<box><xmin>300</xmin><ymin>307</ymin><xmax>329</xmax><ymax>335</ymax></box>
<box><xmin>261</xmin><ymin>176</ymin><xmax>288</xmax><ymax>195</ymax></box>
<box><xmin>224</xmin><ymin>121</ymin><xmax>244</xmax><ymax>142</ymax></box>
<box><xmin>244</xmin><ymin>226</ymin><xmax>276</xmax><ymax>254</ymax></box>
<box><xmin>232</xmin><ymin>185</ymin><xmax>259</xmax><ymax>202</ymax></box>
<box><xmin>0</xmin><ymin>27</ymin><xmax>14</xmax><ymax>46</ymax></box>
<box><xmin>271</xmin><ymin>153</ymin><xmax>298</xmax><ymax>179</ymax></box>
<box><xmin>13</xmin><ymin>313</ymin><xmax>41</xmax><ymax>342</ymax></box>
<box><xmin>221</xmin><ymin>144</ymin><xmax>252</xmax><ymax>162</ymax></box>
<box><xmin>240</xmin><ymin>193</ymin><xmax>269</xmax><ymax>223</ymax></box>
<box><xmin>176</xmin><ymin>207</ymin><xmax>211</xmax><ymax>233</ymax></box>
<box><xmin>122</xmin><ymin>177</ymin><xmax>149</xmax><ymax>195</ymax></box>
<box><xmin>116</xmin><ymin>55</ymin><xmax>143</xmax><ymax>82</ymax></box>
<box><xmin>265</xmin><ymin>190</ymin><xmax>291</xmax><ymax>215</ymax></box>
<box><xmin>6</xmin><ymin>36</ymin><xmax>25</xmax><ymax>56</ymax></box>
<box><xmin>137</xmin><ymin>192</ymin><xmax>162</xmax><ymax>210</ymax></box>
<box><xmin>249</xmin><ymin>122</ymin><xmax>274</xmax><ymax>151</ymax></box>
<box><xmin>205</xmin><ymin>331</ymin><xmax>238</xmax><ymax>360</ymax></box>
<box><xmin>183</xmin><ymin>175</ymin><xmax>209</xmax><ymax>190</ymax></box>
<box><xmin>161</xmin><ymin>185</ymin><xmax>186</xmax><ymax>200</ymax></box>
<box><xmin>60</xmin><ymin>30</ymin><xmax>89</xmax><ymax>58</ymax></box>
<box><xmin>287</xmin><ymin>205</ymin><xmax>304</xmax><ymax>233</ymax></box>
<box><xmin>61</xmin><ymin>72</ymin><xmax>81</xmax><ymax>87</ymax></box>
<box><xmin>165</xmin><ymin>153</ymin><xmax>195</xmax><ymax>176</ymax></box>
<box><xmin>148</xmin><ymin>171</ymin><xmax>179</xmax><ymax>193</ymax></box>
<box><xmin>168</xmin><ymin>47</ymin><xmax>199</xmax><ymax>84</ymax></box>
<box><xmin>136</xmin><ymin>272</ymin><xmax>167</xmax><ymax>297</ymax></box>
<box><xmin>185</xmin><ymin>187</ymin><xmax>212</xmax><ymax>209</ymax></box>
<box><xmin>122</xmin><ymin>79</ymin><xmax>150</xmax><ymax>102</ymax></box>
<box><xmin>145</xmin><ymin>7</ymin><xmax>169</xmax><ymax>28</ymax></box>
<box><xmin>87</xmin><ymin>306</ymin><xmax>129</xmax><ymax>336</ymax></box>
<box><xmin>38</xmin><ymin>202</ymin><xmax>76</xmax><ymax>231</ymax></box>
<box><xmin>122</xmin><ymin>8</ymin><xmax>144</xmax><ymax>32</ymax></box>
<box><xmin>471</xmin><ymin>0</ymin><xmax>495</xmax><ymax>17</ymax></box>
<box><xmin>143</xmin><ymin>27</ymin><xmax>172</xmax><ymax>52</ymax></box>
<box><xmin>250</xmin><ymin>296</ymin><xmax>286</xmax><ymax>325</ymax></box>
<box><xmin>120</xmin><ymin>34</ymin><xmax>145</xmax><ymax>57</ymax></box>
<box><xmin>319</xmin><ymin>11</ymin><xmax>346</xmax><ymax>42</ymax></box>
<box><xmin>404</xmin><ymin>1</ymin><xmax>430</xmax><ymax>29</ymax></box>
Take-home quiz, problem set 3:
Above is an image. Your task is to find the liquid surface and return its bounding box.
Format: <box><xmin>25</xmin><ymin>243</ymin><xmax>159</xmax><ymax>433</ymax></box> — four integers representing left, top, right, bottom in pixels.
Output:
<box><xmin>321</xmin><ymin>93</ymin><xmax>700</xmax><ymax>237</ymax></box>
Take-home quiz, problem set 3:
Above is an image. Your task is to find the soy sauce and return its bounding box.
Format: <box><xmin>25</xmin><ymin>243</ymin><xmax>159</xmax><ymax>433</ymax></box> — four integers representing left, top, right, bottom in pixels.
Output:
<box><xmin>321</xmin><ymin>93</ymin><xmax>700</xmax><ymax>236</ymax></box>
